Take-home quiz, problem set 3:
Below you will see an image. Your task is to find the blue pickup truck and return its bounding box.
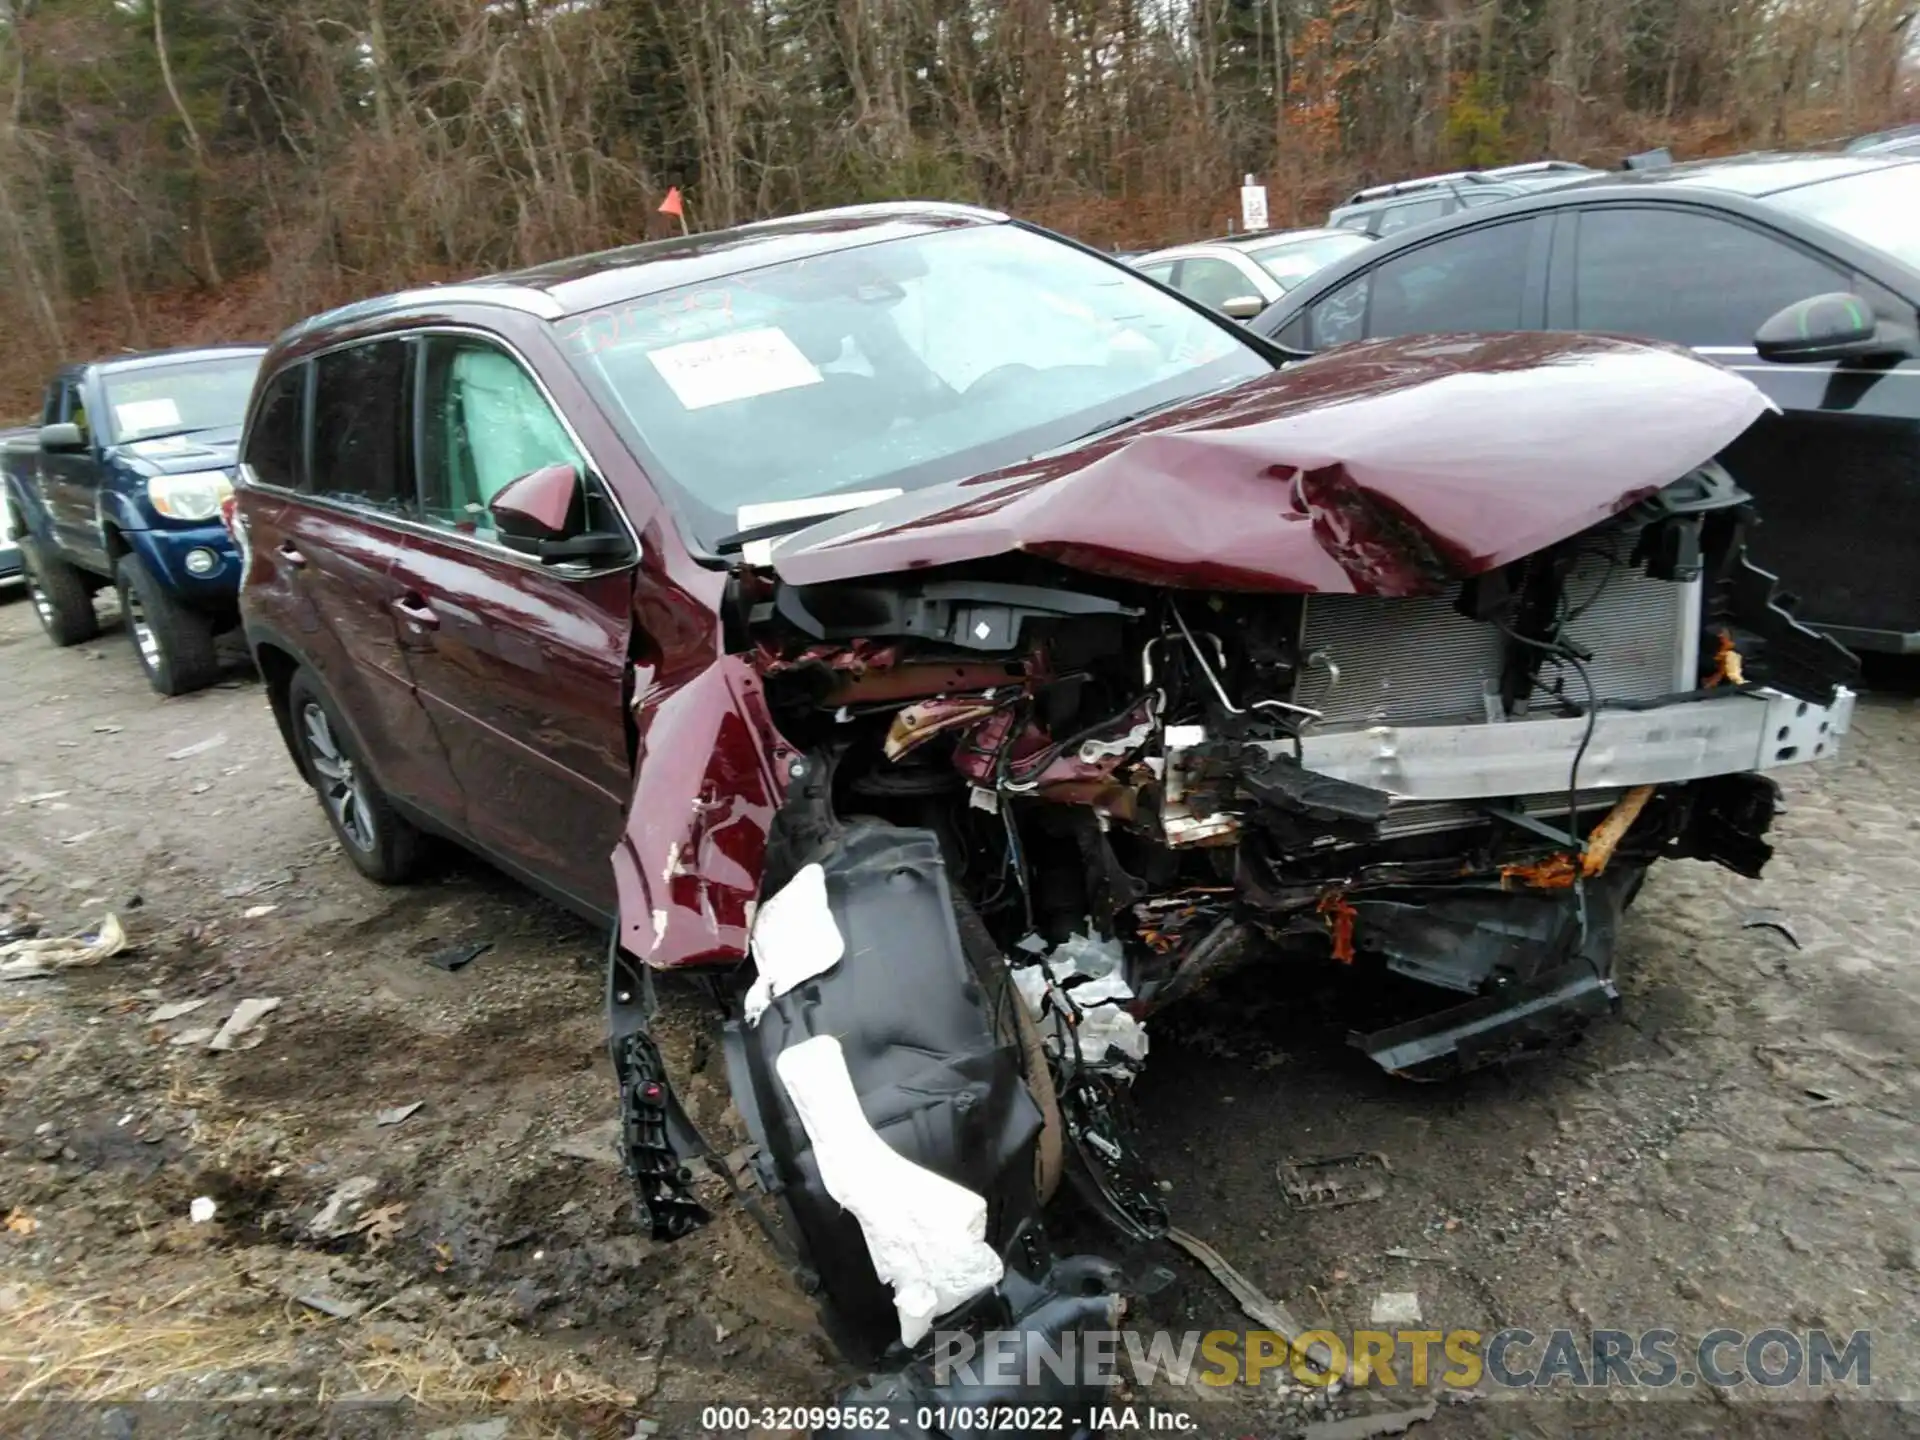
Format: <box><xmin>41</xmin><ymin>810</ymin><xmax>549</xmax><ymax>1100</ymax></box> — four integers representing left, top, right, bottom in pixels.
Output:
<box><xmin>1</xmin><ymin>345</ymin><xmax>265</xmax><ymax>695</ymax></box>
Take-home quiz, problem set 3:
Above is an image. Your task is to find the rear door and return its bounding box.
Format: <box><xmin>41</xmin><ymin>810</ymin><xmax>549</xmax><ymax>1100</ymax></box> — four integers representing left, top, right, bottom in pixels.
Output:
<box><xmin>248</xmin><ymin>339</ymin><xmax>466</xmax><ymax>826</ymax></box>
<box><xmin>382</xmin><ymin>331</ymin><xmax>638</xmax><ymax>920</ymax></box>
<box><xmin>1547</xmin><ymin>203</ymin><xmax>1914</xmax><ymax>643</ymax></box>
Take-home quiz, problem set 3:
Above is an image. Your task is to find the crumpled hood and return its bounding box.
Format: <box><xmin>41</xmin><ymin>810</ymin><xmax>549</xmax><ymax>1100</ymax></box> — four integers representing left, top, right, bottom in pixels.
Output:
<box><xmin>118</xmin><ymin>427</ymin><xmax>242</xmax><ymax>474</ymax></box>
<box><xmin>770</xmin><ymin>333</ymin><xmax>1772</xmax><ymax>596</ymax></box>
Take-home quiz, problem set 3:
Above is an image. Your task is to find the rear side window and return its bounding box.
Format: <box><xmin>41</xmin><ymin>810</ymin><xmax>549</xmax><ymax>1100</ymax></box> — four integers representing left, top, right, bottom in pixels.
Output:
<box><xmin>243</xmin><ymin>365</ymin><xmax>305</xmax><ymax>491</ymax></box>
<box><xmin>1374</xmin><ymin>198</ymin><xmax>1449</xmax><ymax>235</ymax></box>
<box><xmin>1138</xmin><ymin>261</ymin><xmax>1177</xmax><ymax>285</ymax></box>
<box><xmin>1307</xmin><ymin>220</ymin><xmax>1534</xmax><ymax>348</ymax></box>
<box><xmin>1571</xmin><ymin>208</ymin><xmax>1845</xmax><ymax>348</ymax></box>
<box><xmin>309</xmin><ymin>340</ymin><xmax>412</xmax><ymax>512</ymax></box>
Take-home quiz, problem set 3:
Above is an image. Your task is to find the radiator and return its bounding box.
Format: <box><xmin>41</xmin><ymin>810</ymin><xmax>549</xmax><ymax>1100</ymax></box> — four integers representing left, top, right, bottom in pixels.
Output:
<box><xmin>1292</xmin><ymin>535</ymin><xmax>1700</xmax><ymax>730</ymax></box>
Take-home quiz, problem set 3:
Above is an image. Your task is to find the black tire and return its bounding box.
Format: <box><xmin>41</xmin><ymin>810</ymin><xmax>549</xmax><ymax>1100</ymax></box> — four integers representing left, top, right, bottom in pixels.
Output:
<box><xmin>287</xmin><ymin>669</ymin><xmax>422</xmax><ymax>884</ymax></box>
<box><xmin>20</xmin><ymin>538</ymin><xmax>99</xmax><ymax>646</ymax></box>
<box><xmin>953</xmin><ymin>898</ymin><xmax>1065</xmax><ymax>1203</ymax></box>
<box><xmin>115</xmin><ymin>553</ymin><xmax>220</xmax><ymax>696</ymax></box>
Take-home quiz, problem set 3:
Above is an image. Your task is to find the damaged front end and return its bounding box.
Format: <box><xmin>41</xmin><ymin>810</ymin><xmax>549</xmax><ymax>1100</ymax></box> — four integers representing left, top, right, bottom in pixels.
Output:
<box><xmin>604</xmin><ymin>334</ymin><xmax>1857</xmax><ymax>1429</ymax></box>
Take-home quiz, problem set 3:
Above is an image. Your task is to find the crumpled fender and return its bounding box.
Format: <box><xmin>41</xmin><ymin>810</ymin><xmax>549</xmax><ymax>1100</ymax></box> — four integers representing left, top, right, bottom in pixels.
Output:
<box><xmin>611</xmin><ymin>655</ymin><xmax>795</xmax><ymax>970</ymax></box>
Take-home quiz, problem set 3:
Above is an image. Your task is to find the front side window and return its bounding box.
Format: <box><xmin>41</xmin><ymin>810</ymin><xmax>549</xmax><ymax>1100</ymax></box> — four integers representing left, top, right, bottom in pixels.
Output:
<box><xmin>1306</xmin><ymin>220</ymin><xmax>1534</xmax><ymax>348</ymax></box>
<box><xmin>557</xmin><ymin>223</ymin><xmax>1267</xmax><ymax>545</ymax></box>
<box><xmin>102</xmin><ymin>354</ymin><xmax>261</xmax><ymax>444</ymax></box>
<box><xmin>1571</xmin><ymin>208</ymin><xmax>1845</xmax><ymax>348</ymax></box>
<box><xmin>243</xmin><ymin>364</ymin><xmax>305</xmax><ymax>491</ymax></box>
<box><xmin>418</xmin><ymin>338</ymin><xmax>585</xmax><ymax>538</ymax></box>
<box><xmin>1137</xmin><ymin>260</ymin><xmax>1177</xmax><ymax>285</ymax></box>
<box><xmin>309</xmin><ymin>340</ymin><xmax>412</xmax><ymax>511</ymax></box>
<box><xmin>58</xmin><ymin>380</ymin><xmax>89</xmax><ymax>441</ymax></box>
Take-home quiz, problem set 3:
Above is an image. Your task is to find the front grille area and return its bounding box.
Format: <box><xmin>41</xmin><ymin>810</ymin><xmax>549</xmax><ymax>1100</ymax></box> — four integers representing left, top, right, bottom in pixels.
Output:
<box><xmin>1292</xmin><ymin>530</ymin><xmax>1699</xmax><ymax>729</ymax></box>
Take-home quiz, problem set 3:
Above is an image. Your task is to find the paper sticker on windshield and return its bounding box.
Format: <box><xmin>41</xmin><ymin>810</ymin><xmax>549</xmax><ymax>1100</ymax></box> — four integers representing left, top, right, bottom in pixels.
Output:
<box><xmin>647</xmin><ymin>327</ymin><xmax>822</xmax><ymax>410</ymax></box>
<box><xmin>114</xmin><ymin>398</ymin><xmax>181</xmax><ymax>434</ymax></box>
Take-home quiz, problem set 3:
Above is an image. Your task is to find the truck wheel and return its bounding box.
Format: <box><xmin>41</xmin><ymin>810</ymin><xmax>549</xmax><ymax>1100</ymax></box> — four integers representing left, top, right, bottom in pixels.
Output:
<box><xmin>20</xmin><ymin>539</ymin><xmax>100</xmax><ymax>647</ymax></box>
<box><xmin>115</xmin><ymin>554</ymin><xmax>220</xmax><ymax>696</ymax></box>
<box><xmin>287</xmin><ymin>669</ymin><xmax>422</xmax><ymax>884</ymax></box>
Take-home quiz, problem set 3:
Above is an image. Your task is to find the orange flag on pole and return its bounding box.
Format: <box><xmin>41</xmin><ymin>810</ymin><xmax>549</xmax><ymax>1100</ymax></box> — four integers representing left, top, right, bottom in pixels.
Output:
<box><xmin>658</xmin><ymin>186</ymin><xmax>684</xmax><ymax>218</ymax></box>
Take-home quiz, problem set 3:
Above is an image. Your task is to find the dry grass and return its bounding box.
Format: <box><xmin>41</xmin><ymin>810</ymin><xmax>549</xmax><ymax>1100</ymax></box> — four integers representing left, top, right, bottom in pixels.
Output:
<box><xmin>0</xmin><ymin>1270</ymin><xmax>635</xmax><ymax>1409</ymax></box>
<box><xmin>0</xmin><ymin>1275</ymin><xmax>297</xmax><ymax>1402</ymax></box>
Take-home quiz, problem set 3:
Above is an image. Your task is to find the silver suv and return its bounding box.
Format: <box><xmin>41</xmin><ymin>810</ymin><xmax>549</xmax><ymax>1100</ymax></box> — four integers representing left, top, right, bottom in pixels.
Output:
<box><xmin>1329</xmin><ymin>160</ymin><xmax>1597</xmax><ymax>236</ymax></box>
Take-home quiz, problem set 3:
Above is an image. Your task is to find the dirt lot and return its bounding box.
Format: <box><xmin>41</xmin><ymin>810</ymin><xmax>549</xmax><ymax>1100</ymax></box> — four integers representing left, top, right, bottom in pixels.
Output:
<box><xmin>1</xmin><ymin>589</ymin><xmax>1916</xmax><ymax>1438</ymax></box>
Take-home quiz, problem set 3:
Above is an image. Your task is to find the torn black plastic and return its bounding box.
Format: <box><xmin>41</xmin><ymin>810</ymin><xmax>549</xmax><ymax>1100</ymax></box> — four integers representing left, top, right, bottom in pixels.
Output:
<box><xmin>821</xmin><ymin>1258</ymin><xmax>1127</xmax><ymax>1440</ymax></box>
<box><xmin>724</xmin><ymin>820</ymin><xmax>1093</xmax><ymax>1361</ymax></box>
<box><xmin>605</xmin><ymin>940</ymin><xmax>713</xmax><ymax>1241</ymax></box>
<box><xmin>1348</xmin><ymin>864</ymin><xmax>1642</xmax><ymax>1078</ymax></box>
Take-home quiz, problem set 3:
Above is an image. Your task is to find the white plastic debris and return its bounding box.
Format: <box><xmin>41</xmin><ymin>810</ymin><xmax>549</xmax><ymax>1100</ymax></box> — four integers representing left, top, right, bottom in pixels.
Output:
<box><xmin>207</xmin><ymin>997</ymin><xmax>282</xmax><ymax>1051</ymax></box>
<box><xmin>188</xmin><ymin>1197</ymin><xmax>217</xmax><ymax>1224</ymax></box>
<box><xmin>1011</xmin><ymin>933</ymin><xmax>1149</xmax><ymax>1069</ymax></box>
<box><xmin>775</xmin><ymin>1035</ymin><xmax>1003</xmax><ymax>1346</ymax></box>
<box><xmin>1370</xmin><ymin>1291</ymin><xmax>1423</xmax><ymax>1325</ymax></box>
<box><xmin>241</xmin><ymin>904</ymin><xmax>278</xmax><ymax>920</ymax></box>
<box><xmin>376</xmin><ymin>1102</ymin><xmax>424</xmax><ymax>1127</ymax></box>
<box><xmin>308</xmin><ymin>1175</ymin><xmax>378</xmax><ymax>1238</ymax></box>
<box><xmin>742</xmin><ymin>864</ymin><xmax>845</xmax><ymax>1024</ymax></box>
<box><xmin>0</xmin><ymin>913</ymin><xmax>128</xmax><ymax>980</ymax></box>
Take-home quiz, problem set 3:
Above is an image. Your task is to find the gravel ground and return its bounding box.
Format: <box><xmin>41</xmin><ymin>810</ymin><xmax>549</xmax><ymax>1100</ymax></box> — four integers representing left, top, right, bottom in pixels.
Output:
<box><xmin>0</xmin><ymin>590</ymin><xmax>1915</xmax><ymax>1438</ymax></box>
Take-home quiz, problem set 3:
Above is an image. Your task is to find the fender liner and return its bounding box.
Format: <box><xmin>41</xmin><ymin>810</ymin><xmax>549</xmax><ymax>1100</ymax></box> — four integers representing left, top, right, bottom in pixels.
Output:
<box><xmin>723</xmin><ymin>821</ymin><xmax>1047</xmax><ymax>1363</ymax></box>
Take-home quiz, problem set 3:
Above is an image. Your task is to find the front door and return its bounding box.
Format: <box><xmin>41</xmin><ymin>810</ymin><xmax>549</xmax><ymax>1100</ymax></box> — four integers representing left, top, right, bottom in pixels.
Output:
<box><xmin>40</xmin><ymin>376</ymin><xmax>106</xmax><ymax>566</ymax></box>
<box><xmin>383</xmin><ymin>333</ymin><xmax>636</xmax><ymax>919</ymax></box>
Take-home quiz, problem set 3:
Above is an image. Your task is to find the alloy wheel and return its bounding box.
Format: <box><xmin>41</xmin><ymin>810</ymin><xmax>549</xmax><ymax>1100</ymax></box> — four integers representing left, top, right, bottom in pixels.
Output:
<box><xmin>27</xmin><ymin>572</ymin><xmax>54</xmax><ymax>633</ymax></box>
<box><xmin>125</xmin><ymin>589</ymin><xmax>161</xmax><ymax>673</ymax></box>
<box><xmin>300</xmin><ymin>700</ymin><xmax>378</xmax><ymax>854</ymax></box>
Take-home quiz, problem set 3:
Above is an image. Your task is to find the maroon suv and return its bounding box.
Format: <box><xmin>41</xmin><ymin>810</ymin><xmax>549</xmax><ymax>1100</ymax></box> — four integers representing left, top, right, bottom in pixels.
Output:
<box><xmin>235</xmin><ymin>203</ymin><xmax>1854</xmax><ymax>1416</ymax></box>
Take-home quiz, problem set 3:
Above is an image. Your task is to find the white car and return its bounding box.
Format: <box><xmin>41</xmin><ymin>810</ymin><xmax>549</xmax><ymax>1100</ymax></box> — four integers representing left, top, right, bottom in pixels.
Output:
<box><xmin>1133</xmin><ymin>227</ymin><xmax>1374</xmax><ymax>318</ymax></box>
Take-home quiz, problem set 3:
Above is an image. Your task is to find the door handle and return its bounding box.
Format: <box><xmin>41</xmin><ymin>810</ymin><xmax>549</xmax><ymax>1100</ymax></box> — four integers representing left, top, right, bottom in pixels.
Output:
<box><xmin>276</xmin><ymin>541</ymin><xmax>307</xmax><ymax>568</ymax></box>
<box><xmin>393</xmin><ymin>593</ymin><xmax>440</xmax><ymax>630</ymax></box>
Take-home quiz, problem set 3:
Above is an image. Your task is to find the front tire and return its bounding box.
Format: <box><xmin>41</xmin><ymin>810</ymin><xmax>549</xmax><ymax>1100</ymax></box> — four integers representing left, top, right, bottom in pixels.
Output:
<box><xmin>115</xmin><ymin>553</ymin><xmax>219</xmax><ymax>696</ymax></box>
<box><xmin>287</xmin><ymin>670</ymin><xmax>422</xmax><ymax>884</ymax></box>
<box><xmin>20</xmin><ymin>539</ymin><xmax>99</xmax><ymax>647</ymax></box>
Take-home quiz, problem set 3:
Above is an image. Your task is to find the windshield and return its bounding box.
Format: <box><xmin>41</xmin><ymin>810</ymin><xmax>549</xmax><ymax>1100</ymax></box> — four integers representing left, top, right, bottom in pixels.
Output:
<box><xmin>556</xmin><ymin>223</ymin><xmax>1268</xmax><ymax>545</ymax></box>
<box><xmin>1244</xmin><ymin>233</ymin><xmax>1372</xmax><ymax>290</ymax></box>
<box><xmin>1767</xmin><ymin>166</ymin><xmax>1920</xmax><ymax>271</ymax></box>
<box><xmin>103</xmin><ymin>355</ymin><xmax>261</xmax><ymax>443</ymax></box>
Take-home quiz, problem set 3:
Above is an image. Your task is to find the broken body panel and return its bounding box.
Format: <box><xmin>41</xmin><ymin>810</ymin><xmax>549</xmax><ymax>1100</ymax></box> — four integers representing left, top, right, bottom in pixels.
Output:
<box><xmin>609</xmin><ymin>331</ymin><xmax>1855</xmax><ymax>1424</ymax></box>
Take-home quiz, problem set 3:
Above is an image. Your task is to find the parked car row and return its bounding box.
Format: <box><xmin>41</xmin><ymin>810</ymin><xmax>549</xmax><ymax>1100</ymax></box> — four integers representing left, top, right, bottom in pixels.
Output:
<box><xmin>1250</xmin><ymin>150</ymin><xmax>1920</xmax><ymax>653</ymax></box>
<box><xmin>2</xmin><ymin>347</ymin><xmax>264</xmax><ymax>693</ymax></box>
<box><xmin>3</xmin><ymin>197</ymin><xmax>1865</xmax><ymax>1429</ymax></box>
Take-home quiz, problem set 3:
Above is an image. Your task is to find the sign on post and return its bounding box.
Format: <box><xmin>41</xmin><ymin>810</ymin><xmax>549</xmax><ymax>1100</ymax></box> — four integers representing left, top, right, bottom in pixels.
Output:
<box><xmin>1240</xmin><ymin>174</ymin><xmax>1269</xmax><ymax>233</ymax></box>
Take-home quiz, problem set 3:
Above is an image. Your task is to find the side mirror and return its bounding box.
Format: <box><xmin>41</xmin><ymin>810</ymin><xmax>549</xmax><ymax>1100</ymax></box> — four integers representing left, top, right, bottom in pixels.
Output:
<box><xmin>38</xmin><ymin>422</ymin><xmax>85</xmax><ymax>453</ymax></box>
<box><xmin>1221</xmin><ymin>295</ymin><xmax>1266</xmax><ymax>320</ymax></box>
<box><xmin>1754</xmin><ymin>292</ymin><xmax>1914</xmax><ymax>364</ymax></box>
<box><xmin>487</xmin><ymin>462</ymin><xmax>631</xmax><ymax>565</ymax></box>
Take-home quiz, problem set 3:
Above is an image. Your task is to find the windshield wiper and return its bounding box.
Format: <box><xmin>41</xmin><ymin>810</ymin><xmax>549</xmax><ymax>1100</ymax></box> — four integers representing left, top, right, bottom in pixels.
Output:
<box><xmin>1042</xmin><ymin>377</ymin><xmax>1250</xmax><ymax>455</ymax></box>
<box><xmin>120</xmin><ymin>425</ymin><xmax>222</xmax><ymax>445</ymax></box>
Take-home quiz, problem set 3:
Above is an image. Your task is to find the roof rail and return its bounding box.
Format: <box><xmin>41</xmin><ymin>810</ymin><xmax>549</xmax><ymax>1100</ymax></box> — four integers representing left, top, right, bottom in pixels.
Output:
<box><xmin>1342</xmin><ymin>158</ymin><xmax>1595</xmax><ymax>205</ymax></box>
<box><xmin>1343</xmin><ymin>170</ymin><xmax>1496</xmax><ymax>204</ymax></box>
